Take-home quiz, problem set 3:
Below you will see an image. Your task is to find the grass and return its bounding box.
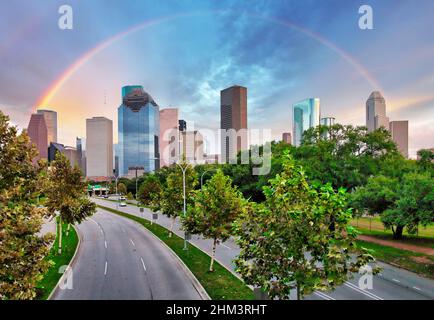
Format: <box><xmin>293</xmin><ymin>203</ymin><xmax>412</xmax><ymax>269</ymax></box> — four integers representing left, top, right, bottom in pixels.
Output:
<box><xmin>351</xmin><ymin>216</ymin><xmax>434</xmax><ymax>239</ymax></box>
<box><xmin>35</xmin><ymin>221</ymin><xmax>79</xmax><ymax>300</ymax></box>
<box><xmin>97</xmin><ymin>204</ymin><xmax>255</xmax><ymax>300</ymax></box>
<box><xmin>357</xmin><ymin>240</ymin><xmax>434</xmax><ymax>279</ymax></box>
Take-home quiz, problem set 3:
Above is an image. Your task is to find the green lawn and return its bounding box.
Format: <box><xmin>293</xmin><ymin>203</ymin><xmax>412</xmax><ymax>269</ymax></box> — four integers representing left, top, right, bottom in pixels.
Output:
<box><xmin>98</xmin><ymin>204</ymin><xmax>255</xmax><ymax>300</ymax></box>
<box><xmin>351</xmin><ymin>216</ymin><xmax>434</xmax><ymax>239</ymax></box>
<box><xmin>357</xmin><ymin>240</ymin><xmax>434</xmax><ymax>279</ymax></box>
<box><xmin>35</xmin><ymin>221</ymin><xmax>79</xmax><ymax>300</ymax></box>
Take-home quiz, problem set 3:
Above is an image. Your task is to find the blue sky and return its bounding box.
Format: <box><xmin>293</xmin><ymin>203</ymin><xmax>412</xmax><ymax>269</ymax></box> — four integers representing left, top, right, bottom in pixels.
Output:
<box><xmin>0</xmin><ymin>0</ymin><xmax>433</xmax><ymax>157</ymax></box>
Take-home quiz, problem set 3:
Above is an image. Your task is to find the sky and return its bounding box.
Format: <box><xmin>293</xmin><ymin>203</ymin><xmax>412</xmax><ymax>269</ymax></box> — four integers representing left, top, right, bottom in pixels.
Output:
<box><xmin>0</xmin><ymin>0</ymin><xmax>433</xmax><ymax>157</ymax></box>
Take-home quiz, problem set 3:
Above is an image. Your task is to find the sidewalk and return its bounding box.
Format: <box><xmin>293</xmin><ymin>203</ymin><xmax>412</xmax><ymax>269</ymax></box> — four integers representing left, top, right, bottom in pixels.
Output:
<box><xmin>358</xmin><ymin>235</ymin><xmax>434</xmax><ymax>256</ymax></box>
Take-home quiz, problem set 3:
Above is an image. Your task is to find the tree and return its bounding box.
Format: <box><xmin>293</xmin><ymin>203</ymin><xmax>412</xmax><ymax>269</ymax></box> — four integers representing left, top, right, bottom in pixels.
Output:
<box><xmin>0</xmin><ymin>111</ymin><xmax>53</xmax><ymax>300</ymax></box>
<box><xmin>117</xmin><ymin>182</ymin><xmax>127</xmax><ymax>195</ymax></box>
<box><xmin>352</xmin><ymin>172</ymin><xmax>434</xmax><ymax>239</ymax></box>
<box><xmin>137</xmin><ymin>174</ymin><xmax>162</xmax><ymax>211</ymax></box>
<box><xmin>183</xmin><ymin>170</ymin><xmax>246</xmax><ymax>272</ymax></box>
<box><xmin>234</xmin><ymin>152</ymin><xmax>377</xmax><ymax>300</ymax></box>
<box><xmin>417</xmin><ymin>149</ymin><xmax>434</xmax><ymax>171</ymax></box>
<box><xmin>293</xmin><ymin>124</ymin><xmax>399</xmax><ymax>190</ymax></box>
<box><xmin>159</xmin><ymin>159</ymin><xmax>197</xmax><ymax>236</ymax></box>
<box><xmin>45</xmin><ymin>152</ymin><xmax>96</xmax><ymax>254</ymax></box>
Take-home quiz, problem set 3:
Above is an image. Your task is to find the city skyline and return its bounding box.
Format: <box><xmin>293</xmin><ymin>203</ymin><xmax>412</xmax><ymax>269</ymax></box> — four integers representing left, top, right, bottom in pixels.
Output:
<box><xmin>1</xmin><ymin>1</ymin><xmax>434</xmax><ymax>157</ymax></box>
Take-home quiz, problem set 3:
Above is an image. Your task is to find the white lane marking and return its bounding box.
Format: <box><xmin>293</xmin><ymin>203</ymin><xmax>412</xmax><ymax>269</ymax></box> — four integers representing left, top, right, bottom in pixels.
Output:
<box><xmin>140</xmin><ymin>257</ymin><xmax>147</xmax><ymax>272</ymax></box>
<box><xmin>130</xmin><ymin>239</ymin><xmax>135</xmax><ymax>247</ymax></box>
<box><xmin>89</xmin><ymin>217</ymin><xmax>104</xmax><ymax>235</ymax></box>
<box><xmin>104</xmin><ymin>241</ymin><xmax>107</xmax><ymax>249</ymax></box>
<box><xmin>413</xmin><ymin>286</ymin><xmax>421</xmax><ymax>291</ymax></box>
<box><xmin>314</xmin><ymin>291</ymin><xmax>335</xmax><ymax>300</ymax></box>
<box><xmin>104</xmin><ymin>261</ymin><xmax>108</xmax><ymax>275</ymax></box>
<box><xmin>221</xmin><ymin>243</ymin><xmax>231</xmax><ymax>250</ymax></box>
<box><xmin>344</xmin><ymin>281</ymin><xmax>383</xmax><ymax>300</ymax></box>
<box><xmin>392</xmin><ymin>279</ymin><xmax>400</xmax><ymax>283</ymax></box>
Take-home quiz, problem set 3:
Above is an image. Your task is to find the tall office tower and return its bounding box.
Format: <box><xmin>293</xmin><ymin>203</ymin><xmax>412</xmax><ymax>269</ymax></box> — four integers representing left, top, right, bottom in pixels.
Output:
<box><xmin>86</xmin><ymin>117</ymin><xmax>113</xmax><ymax>179</ymax></box>
<box><xmin>76</xmin><ymin>137</ymin><xmax>85</xmax><ymax>174</ymax></box>
<box><xmin>36</xmin><ymin>109</ymin><xmax>57</xmax><ymax>146</ymax></box>
<box><xmin>118</xmin><ymin>86</ymin><xmax>160</xmax><ymax>176</ymax></box>
<box><xmin>63</xmin><ymin>146</ymin><xmax>79</xmax><ymax>168</ymax></box>
<box><xmin>220</xmin><ymin>85</ymin><xmax>248</xmax><ymax>162</ymax></box>
<box><xmin>181</xmin><ymin>131</ymin><xmax>204</xmax><ymax>163</ymax></box>
<box><xmin>282</xmin><ymin>132</ymin><xmax>292</xmax><ymax>144</ymax></box>
<box><xmin>366</xmin><ymin>91</ymin><xmax>389</xmax><ymax>132</ymax></box>
<box><xmin>159</xmin><ymin>108</ymin><xmax>179</xmax><ymax>167</ymax></box>
<box><xmin>320</xmin><ymin>117</ymin><xmax>335</xmax><ymax>126</ymax></box>
<box><xmin>390</xmin><ymin>120</ymin><xmax>409</xmax><ymax>158</ymax></box>
<box><xmin>113</xmin><ymin>143</ymin><xmax>119</xmax><ymax>177</ymax></box>
<box><xmin>292</xmin><ymin>98</ymin><xmax>320</xmax><ymax>147</ymax></box>
<box><xmin>179</xmin><ymin>119</ymin><xmax>187</xmax><ymax>132</ymax></box>
<box><xmin>27</xmin><ymin>113</ymin><xmax>48</xmax><ymax>161</ymax></box>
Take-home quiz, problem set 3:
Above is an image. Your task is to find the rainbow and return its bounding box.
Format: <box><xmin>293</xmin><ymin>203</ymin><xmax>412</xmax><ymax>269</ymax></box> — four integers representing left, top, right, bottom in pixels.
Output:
<box><xmin>35</xmin><ymin>10</ymin><xmax>381</xmax><ymax>109</ymax></box>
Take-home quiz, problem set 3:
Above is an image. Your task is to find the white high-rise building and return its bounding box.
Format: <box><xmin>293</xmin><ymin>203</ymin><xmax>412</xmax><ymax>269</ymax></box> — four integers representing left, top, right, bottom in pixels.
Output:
<box><xmin>366</xmin><ymin>91</ymin><xmax>389</xmax><ymax>132</ymax></box>
<box><xmin>37</xmin><ymin>109</ymin><xmax>57</xmax><ymax>146</ymax></box>
<box><xmin>86</xmin><ymin>117</ymin><xmax>113</xmax><ymax>179</ymax></box>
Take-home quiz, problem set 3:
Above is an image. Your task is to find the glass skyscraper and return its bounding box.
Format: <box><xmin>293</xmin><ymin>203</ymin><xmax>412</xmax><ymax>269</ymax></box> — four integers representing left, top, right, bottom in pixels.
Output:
<box><xmin>118</xmin><ymin>86</ymin><xmax>160</xmax><ymax>176</ymax></box>
<box><xmin>292</xmin><ymin>98</ymin><xmax>320</xmax><ymax>146</ymax></box>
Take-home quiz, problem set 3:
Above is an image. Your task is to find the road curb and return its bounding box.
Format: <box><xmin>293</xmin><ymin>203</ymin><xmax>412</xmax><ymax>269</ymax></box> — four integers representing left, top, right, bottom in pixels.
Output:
<box><xmin>47</xmin><ymin>224</ymin><xmax>81</xmax><ymax>300</ymax></box>
<box><xmin>100</xmin><ymin>207</ymin><xmax>211</xmax><ymax>300</ymax></box>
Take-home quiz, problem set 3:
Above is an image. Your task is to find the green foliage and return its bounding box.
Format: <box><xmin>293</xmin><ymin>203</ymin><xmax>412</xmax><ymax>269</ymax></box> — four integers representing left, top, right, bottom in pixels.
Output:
<box><xmin>0</xmin><ymin>111</ymin><xmax>53</xmax><ymax>300</ymax></box>
<box><xmin>417</xmin><ymin>149</ymin><xmax>434</xmax><ymax>171</ymax></box>
<box><xmin>183</xmin><ymin>170</ymin><xmax>246</xmax><ymax>271</ymax></box>
<box><xmin>234</xmin><ymin>152</ymin><xmax>377</xmax><ymax>300</ymax></box>
<box><xmin>293</xmin><ymin>124</ymin><xmax>400</xmax><ymax>190</ymax></box>
<box><xmin>351</xmin><ymin>171</ymin><xmax>433</xmax><ymax>239</ymax></box>
<box><xmin>158</xmin><ymin>159</ymin><xmax>197</xmax><ymax>220</ymax></box>
<box><xmin>137</xmin><ymin>174</ymin><xmax>162</xmax><ymax>210</ymax></box>
<box><xmin>117</xmin><ymin>182</ymin><xmax>127</xmax><ymax>195</ymax></box>
<box><xmin>45</xmin><ymin>152</ymin><xmax>96</xmax><ymax>225</ymax></box>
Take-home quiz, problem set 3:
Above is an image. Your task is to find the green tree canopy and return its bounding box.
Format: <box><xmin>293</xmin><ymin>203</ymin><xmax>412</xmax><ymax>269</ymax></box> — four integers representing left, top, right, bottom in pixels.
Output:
<box><xmin>0</xmin><ymin>111</ymin><xmax>53</xmax><ymax>300</ymax></box>
<box><xmin>44</xmin><ymin>152</ymin><xmax>96</xmax><ymax>253</ymax></box>
<box><xmin>183</xmin><ymin>170</ymin><xmax>246</xmax><ymax>271</ymax></box>
<box><xmin>235</xmin><ymin>152</ymin><xmax>377</xmax><ymax>300</ymax></box>
<box><xmin>137</xmin><ymin>174</ymin><xmax>162</xmax><ymax>211</ymax></box>
<box><xmin>352</xmin><ymin>172</ymin><xmax>434</xmax><ymax>239</ymax></box>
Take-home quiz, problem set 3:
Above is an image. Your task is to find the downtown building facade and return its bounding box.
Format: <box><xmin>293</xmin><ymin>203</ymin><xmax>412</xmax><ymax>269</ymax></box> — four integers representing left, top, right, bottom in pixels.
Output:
<box><xmin>366</xmin><ymin>91</ymin><xmax>389</xmax><ymax>132</ymax></box>
<box><xmin>292</xmin><ymin>98</ymin><xmax>320</xmax><ymax>146</ymax></box>
<box><xmin>27</xmin><ymin>113</ymin><xmax>48</xmax><ymax>162</ymax></box>
<box><xmin>86</xmin><ymin>117</ymin><xmax>113</xmax><ymax>179</ymax></box>
<box><xmin>36</xmin><ymin>109</ymin><xmax>57</xmax><ymax>146</ymax></box>
<box><xmin>220</xmin><ymin>85</ymin><xmax>248</xmax><ymax>162</ymax></box>
<box><xmin>118</xmin><ymin>86</ymin><xmax>160</xmax><ymax>177</ymax></box>
<box><xmin>159</xmin><ymin>108</ymin><xmax>179</xmax><ymax>167</ymax></box>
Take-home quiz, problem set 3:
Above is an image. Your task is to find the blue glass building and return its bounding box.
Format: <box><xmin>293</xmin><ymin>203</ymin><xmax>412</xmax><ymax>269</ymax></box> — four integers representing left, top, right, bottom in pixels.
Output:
<box><xmin>118</xmin><ymin>86</ymin><xmax>160</xmax><ymax>176</ymax></box>
<box><xmin>292</xmin><ymin>98</ymin><xmax>320</xmax><ymax>146</ymax></box>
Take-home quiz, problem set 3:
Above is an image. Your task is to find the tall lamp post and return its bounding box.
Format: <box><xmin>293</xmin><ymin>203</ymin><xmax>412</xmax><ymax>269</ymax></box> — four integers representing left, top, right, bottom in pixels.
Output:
<box><xmin>175</xmin><ymin>159</ymin><xmax>190</xmax><ymax>251</ymax></box>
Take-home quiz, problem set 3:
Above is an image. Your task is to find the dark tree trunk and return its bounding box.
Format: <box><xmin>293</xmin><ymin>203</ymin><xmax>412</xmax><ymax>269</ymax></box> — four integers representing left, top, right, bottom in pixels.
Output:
<box><xmin>393</xmin><ymin>225</ymin><xmax>404</xmax><ymax>240</ymax></box>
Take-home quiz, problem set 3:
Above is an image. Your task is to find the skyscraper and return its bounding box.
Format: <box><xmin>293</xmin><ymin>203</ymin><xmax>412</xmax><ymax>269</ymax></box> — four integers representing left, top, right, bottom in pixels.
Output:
<box><xmin>366</xmin><ymin>91</ymin><xmax>389</xmax><ymax>132</ymax></box>
<box><xmin>282</xmin><ymin>132</ymin><xmax>292</xmax><ymax>144</ymax></box>
<box><xmin>320</xmin><ymin>117</ymin><xmax>335</xmax><ymax>127</ymax></box>
<box><xmin>27</xmin><ymin>113</ymin><xmax>48</xmax><ymax>161</ymax></box>
<box><xmin>86</xmin><ymin>117</ymin><xmax>113</xmax><ymax>179</ymax></box>
<box><xmin>159</xmin><ymin>108</ymin><xmax>179</xmax><ymax>167</ymax></box>
<box><xmin>118</xmin><ymin>86</ymin><xmax>160</xmax><ymax>176</ymax></box>
<box><xmin>292</xmin><ymin>98</ymin><xmax>320</xmax><ymax>146</ymax></box>
<box><xmin>390</xmin><ymin>120</ymin><xmax>409</xmax><ymax>158</ymax></box>
<box><xmin>76</xmin><ymin>137</ymin><xmax>85</xmax><ymax>174</ymax></box>
<box><xmin>220</xmin><ymin>85</ymin><xmax>248</xmax><ymax>162</ymax></box>
<box><xmin>36</xmin><ymin>109</ymin><xmax>57</xmax><ymax>146</ymax></box>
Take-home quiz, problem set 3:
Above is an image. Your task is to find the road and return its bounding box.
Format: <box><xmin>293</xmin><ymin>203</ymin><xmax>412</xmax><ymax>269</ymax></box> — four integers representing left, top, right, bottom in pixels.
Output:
<box><xmin>95</xmin><ymin>197</ymin><xmax>434</xmax><ymax>300</ymax></box>
<box><xmin>51</xmin><ymin>207</ymin><xmax>204</xmax><ymax>300</ymax></box>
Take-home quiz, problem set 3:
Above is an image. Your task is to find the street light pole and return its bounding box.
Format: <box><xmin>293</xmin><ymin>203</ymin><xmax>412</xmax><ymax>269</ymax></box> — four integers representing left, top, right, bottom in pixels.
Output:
<box><xmin>200</xmin><ymin>168</ymin><xmax>217</xmax><ymax>189</ymax></box>
<box><xmin>176</xmin><ymin>161</ymin><xmax>189</xmax><ymax>251</ymax></box>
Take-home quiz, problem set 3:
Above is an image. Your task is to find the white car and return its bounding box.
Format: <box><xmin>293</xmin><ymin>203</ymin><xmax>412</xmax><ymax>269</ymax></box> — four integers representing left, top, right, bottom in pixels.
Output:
<box><xmin>119</xmin><ymin>202</ymin><xmax>127</xmax><ymax>207</ymax></box>
<box><xmin>119</xmin><ymin>196</ymin><xmax>126</xmax><ymax>201</ymax></box>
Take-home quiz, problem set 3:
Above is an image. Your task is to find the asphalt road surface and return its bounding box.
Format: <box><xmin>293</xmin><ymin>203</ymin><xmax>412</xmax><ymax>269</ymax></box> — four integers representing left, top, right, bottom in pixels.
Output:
<box><xmin>94</xmin><ymin>197</ymin><xmax>434</xmax><ymax>300</ymax></box>
<box><xmin>51</xmin><ymin>208</ymin><xmax>203</xmax><ymax>300</ymax></box>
